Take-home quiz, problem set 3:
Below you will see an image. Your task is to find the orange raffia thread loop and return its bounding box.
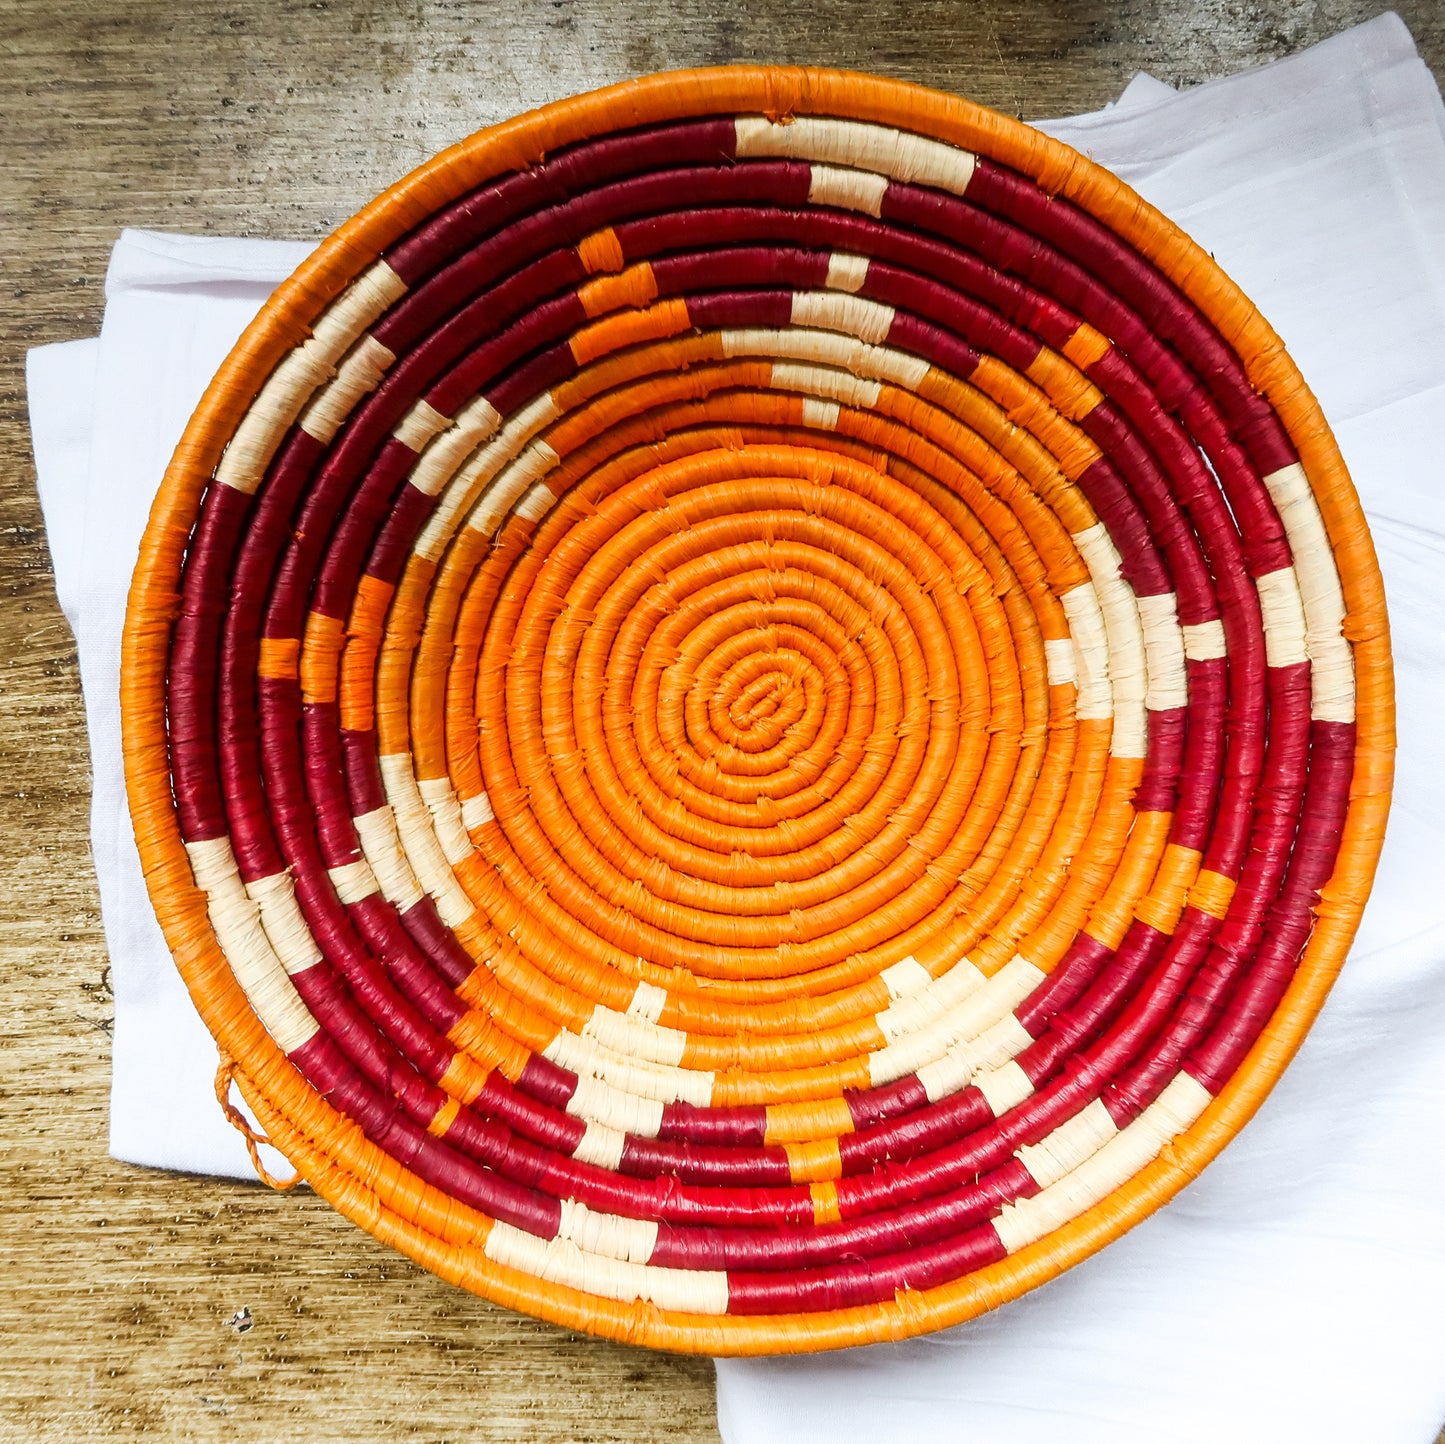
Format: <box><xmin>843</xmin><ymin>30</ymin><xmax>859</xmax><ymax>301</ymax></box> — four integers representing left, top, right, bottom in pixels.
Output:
<box><xmin>214</xmin><ymin>1051</ymin><xmax>303</xmax><ymax>1192</ymax></box>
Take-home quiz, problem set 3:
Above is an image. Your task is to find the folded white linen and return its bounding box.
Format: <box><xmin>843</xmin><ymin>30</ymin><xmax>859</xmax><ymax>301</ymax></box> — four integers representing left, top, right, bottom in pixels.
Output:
<box><xmin>717</xmin><ymin>15</ymin><xmax>1445</xmax><ymax>1444</ymax></box>
<box><xmin>29</xmin><ymin>232</ymin><xmax>311</xmax><ymax>1178</ymax></box>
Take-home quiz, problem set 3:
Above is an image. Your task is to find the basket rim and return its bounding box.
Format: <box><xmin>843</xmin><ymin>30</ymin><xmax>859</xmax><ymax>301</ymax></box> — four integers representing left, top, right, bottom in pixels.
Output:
<box><xmin>119</xmin><ymin>62</ymin><xmax>1394</xmax><ymax>1354</ymax></box>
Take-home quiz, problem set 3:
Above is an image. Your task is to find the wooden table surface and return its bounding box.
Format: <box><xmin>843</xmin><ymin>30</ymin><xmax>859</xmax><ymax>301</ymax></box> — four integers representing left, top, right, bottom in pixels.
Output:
<box><xmin>4</xmin><ymin>2</ymin><xmax>1442</xmax><ymax>1439</ymax></box>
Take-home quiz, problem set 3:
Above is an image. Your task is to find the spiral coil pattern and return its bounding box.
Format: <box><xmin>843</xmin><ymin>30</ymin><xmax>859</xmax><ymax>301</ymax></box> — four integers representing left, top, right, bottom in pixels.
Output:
<box><xmin>121</xmin><ymin>70</ymin><xmax>1392</xmax><ymax>1353</ymax></box>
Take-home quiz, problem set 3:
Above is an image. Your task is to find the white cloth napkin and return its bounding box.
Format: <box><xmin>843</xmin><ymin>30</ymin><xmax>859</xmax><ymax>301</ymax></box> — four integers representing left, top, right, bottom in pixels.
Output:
<box><xmin>25</xmin><ymin>13</ymin><xmax>1445</xmax><ymax>1440</ymax></box>
<box><xmin>29</xmin><ymin>233</ymin><xmax>311</xmax><ymax>1178</ymax></box>
<box><xmin>718</xmin><ymin>16</ymin><xmax>1445</xmax><ymax>1444</ymax></box>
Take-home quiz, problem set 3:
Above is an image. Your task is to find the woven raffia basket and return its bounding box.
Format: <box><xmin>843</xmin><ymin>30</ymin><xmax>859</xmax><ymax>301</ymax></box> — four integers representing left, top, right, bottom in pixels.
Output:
<box><xmin>121</xmin><ymin>67</ymin><xmax>1393</xmax><ymax>1354</ymax></box>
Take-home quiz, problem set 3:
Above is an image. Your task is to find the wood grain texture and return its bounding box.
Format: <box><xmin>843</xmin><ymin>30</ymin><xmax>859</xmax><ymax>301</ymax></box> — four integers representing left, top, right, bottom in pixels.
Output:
<box><xmin>2</xmin><ymin>2</ymin><xmax>1441</xmax><ymax>1439</ymax></box>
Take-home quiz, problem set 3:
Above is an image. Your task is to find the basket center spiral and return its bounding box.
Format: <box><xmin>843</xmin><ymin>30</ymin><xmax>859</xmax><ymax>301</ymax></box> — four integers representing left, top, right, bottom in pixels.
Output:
<box><xmin>479</xmin><ymin>444</ymin><xmax>1002</xmax><ymax>983</ymax></box>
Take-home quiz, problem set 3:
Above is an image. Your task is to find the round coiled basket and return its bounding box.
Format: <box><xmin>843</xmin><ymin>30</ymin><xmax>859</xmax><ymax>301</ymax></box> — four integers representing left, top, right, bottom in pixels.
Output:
<box><xmin>120</xmin><ymin>66</ymin><xmax>1393</xmax><ymax>1353</ymax></box>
